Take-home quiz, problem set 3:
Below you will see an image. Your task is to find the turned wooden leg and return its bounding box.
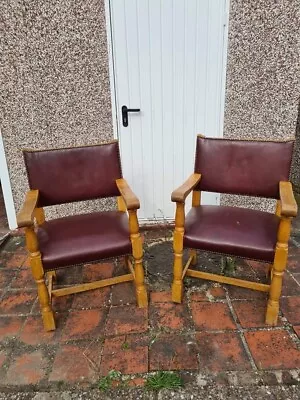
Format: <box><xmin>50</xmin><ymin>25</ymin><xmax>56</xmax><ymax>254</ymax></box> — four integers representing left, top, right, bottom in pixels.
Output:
<box><xmin>266</xmin><ymin>216</ymin><xmax>291</xmax><ymax>326</ymax></box>
<box><xmin>129</xmin><ymin>210</ymin><xmax>148</xmax><ymax>307</ymax></box>
<box><xmin>25</xmin><ymin>227</ymin><xmax>55</xmax><ymax>331</ymax></box>
<box><xmin>189</xmin><ymin>249</ymin><xmax>197</xmax><ymax>266</ymax></box>
<box><xmin>172</xmin><ymin>202</ymin><xmax>185</xmax><ymax>303</ymax></box>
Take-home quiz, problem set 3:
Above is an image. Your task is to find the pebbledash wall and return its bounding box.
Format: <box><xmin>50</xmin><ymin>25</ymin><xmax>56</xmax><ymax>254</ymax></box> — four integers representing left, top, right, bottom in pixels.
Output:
<box><xmin>1</xmin><ymin>0</ymin><xmax>300</xmax><ymax>225</ymax></box>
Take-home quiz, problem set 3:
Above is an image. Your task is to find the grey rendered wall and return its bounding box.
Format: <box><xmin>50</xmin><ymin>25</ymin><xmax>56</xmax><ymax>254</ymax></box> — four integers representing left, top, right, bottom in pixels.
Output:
<box><xmin>1</xmin><ymin>0</ymin><xmax>300</xmax><ymax>220</ymax></box>
<box><xmin>0</xmin><ymin>0</ymin><xmax>114</xmax><ymax>219</ymax></box>
<box><xmin>291</xmin><ymin>102</ymin><xmax>300</xmax><ymax>194</ymax></box>
<box><xmin>222</xmin><ymin>0</ymin><xmax>300</xmax><ymax>210</ymax></box>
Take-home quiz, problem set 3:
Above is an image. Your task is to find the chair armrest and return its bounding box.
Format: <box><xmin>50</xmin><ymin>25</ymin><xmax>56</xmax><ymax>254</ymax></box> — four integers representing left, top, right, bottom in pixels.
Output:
<box><xmin>279</xmin><ymin>181</ymin><xmax>298</xmax><ymax>217</ymax></box>
<box><xmin>171</xmin><ymin>173</ymin><xmax>202</xmax><ymax>203</ymax></box>
<box><xmin>116</xmin><ymin>179</ymin><xmax>140</xmax><ymax>210</ymax></box>
<box><xmin>17</xmin><ymin>190</ymin><xmax>39</xmax><ymax>228</ymax></box>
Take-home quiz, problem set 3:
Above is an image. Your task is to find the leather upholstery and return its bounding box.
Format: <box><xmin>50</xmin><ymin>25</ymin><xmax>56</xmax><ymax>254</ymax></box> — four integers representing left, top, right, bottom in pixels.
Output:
<box><xmin>194</xmin><ymin>136</ymin><xmax>294</xmax><ymax>199</ymax></box>
<box><xmin>23</xmin><ymin>141</ymin><xmax>122</xmax><ymax>207</ymax></box>
<box><xmin>37</xmin><ymin>211</ymin><xmax>131</xmax><ymax>270</ymax></box>
<box><xmin>183</xmin><ymin>206</ymin><xmax>280</xmax><ymax>262</ymax></box>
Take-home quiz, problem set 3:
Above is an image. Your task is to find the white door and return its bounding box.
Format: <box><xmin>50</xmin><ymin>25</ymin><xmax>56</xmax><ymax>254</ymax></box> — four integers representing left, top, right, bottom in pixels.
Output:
<box><xmin>107</xmin><ymin>0</ymin><xmax>229</xmax><ymax>220</ymax></box>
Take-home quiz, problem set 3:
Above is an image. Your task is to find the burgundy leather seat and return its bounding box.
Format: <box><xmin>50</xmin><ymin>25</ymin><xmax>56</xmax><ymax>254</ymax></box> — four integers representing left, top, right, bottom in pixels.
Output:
<box><xmin>184</xmin><ymin>205</ymin><xmax>280</xmax><ymax>262</ymax></box>
<box><xmin>37</xmin><ymin>211</ymin><xmax>132</xmax><ymax>270</ymax></box>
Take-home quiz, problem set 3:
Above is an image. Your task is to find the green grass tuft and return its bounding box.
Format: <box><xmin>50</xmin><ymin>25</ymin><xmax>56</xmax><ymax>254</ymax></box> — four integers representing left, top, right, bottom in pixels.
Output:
<box><xmin>98</xmin><ymin>370</ymin><xmax>122</xmax><ymax>391</ymax></box>
<box><xmin>145</xmin><ymin>371</ymin><xmax>183</xmax><ymax>391</ymax></box>
<box><xmin>121</xmin><ymin>342</ymin><xmax>130</xmax><ymax>350</ymax></box>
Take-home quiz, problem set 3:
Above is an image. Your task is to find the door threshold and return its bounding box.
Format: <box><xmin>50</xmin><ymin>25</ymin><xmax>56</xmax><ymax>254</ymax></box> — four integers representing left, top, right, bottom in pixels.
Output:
<box><xmin>139</xmin><ymin>219</ymin><xmax>175</xmax><ymax>231</ymax></box>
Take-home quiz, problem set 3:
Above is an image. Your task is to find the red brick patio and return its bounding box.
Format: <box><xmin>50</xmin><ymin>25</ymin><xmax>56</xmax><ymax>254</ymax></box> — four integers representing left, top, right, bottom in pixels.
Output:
<box><xmin>0</xmin><ymin>227</ymin><xmax>300</xmax><ymax>391</ymax></box>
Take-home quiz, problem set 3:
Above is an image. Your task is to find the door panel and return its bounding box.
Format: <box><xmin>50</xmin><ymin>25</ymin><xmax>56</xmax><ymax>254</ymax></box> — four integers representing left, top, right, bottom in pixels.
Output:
<box><xmin>109</xmin><ymin>0</ymin><xmax>228</xmax><ymax>219</ymax></box>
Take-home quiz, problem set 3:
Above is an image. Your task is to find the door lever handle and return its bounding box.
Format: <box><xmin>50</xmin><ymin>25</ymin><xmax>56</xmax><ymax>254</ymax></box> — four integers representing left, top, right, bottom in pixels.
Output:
<box><xmin>122</xmin><ymin>105</ymin><xmax>140</xmax><ymax>127</ymax></box>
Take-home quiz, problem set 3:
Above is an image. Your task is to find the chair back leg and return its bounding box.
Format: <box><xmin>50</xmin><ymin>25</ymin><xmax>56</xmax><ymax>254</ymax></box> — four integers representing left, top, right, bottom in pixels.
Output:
<box><xmin>172</xmin><ymin>203</ymin><xmax>185</xmax><ymax>303</ymax></box>
<box><xmin>266</xmin><ymin>216</ymin><xmax>291</xmax><ymax>325</ymax></box>
<box><xmin>25</xmin><ymin>227</ymin><xmax>56</xmax><ymax>331</ymax></box>
<box><xmin>129</xmin><ymin>210</ymin><xmax>148</xmax><ymax>307</ymax></box>
<box><xmin>189</xmin><ymin>249</ymin><xmax>197</xmax><ymax>266</ymax></box>
<box><xmin>34</xmin><ymin>207</ymin><xmax>45</xmax><ymax>225</ymax></box>
<box><xmin>189</xmin><ymin>191</ymin><xmax>201</xmax><ymax>266</ymax></box>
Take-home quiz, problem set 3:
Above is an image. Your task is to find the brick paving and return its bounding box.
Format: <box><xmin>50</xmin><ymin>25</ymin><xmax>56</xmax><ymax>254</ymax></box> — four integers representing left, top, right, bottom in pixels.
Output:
<box><xmin>0</xmin><ymin>224</ymin><xmax>299</xmax><ymax>391</ymax></box>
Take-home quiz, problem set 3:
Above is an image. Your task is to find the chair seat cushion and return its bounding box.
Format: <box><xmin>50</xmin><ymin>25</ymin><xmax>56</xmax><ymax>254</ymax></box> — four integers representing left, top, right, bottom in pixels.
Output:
<box><xmin>183</xmin><ymin>206</ymin><xmax>280</xmax><ymax>262</ymax></box>
<box><xmin>37</xmin><ymin>211</ymin><xmax>132</xmax><ymax>270</ymax></box>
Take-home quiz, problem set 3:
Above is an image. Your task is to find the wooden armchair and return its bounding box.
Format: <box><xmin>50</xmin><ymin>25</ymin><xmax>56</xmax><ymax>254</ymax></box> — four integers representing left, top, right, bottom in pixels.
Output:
<box><xmin>171</xmin><ymin>135</ymin><xmax>297</xmax><ymax>325</ymax></box>
<box><xmin>17</xmin><ymin>141</ymin><xmax>148</xmax><ymax>331</ymax></box>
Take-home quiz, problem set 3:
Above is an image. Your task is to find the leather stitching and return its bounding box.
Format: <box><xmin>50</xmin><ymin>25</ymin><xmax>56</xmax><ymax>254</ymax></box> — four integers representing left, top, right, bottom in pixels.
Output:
<box><xmin>196</xmin><ymin>134</ymin><xmax>295</xmax><ymax>143</ymax></box>
<box><xmin>22</xmin><ymin>139</ymin><xmax>119</xmax><ymax>153</ymax></box>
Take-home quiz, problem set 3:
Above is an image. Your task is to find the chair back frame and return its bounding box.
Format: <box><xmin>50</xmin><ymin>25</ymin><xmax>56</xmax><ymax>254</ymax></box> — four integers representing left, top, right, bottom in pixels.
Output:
<box><xmin>23</xmin><ymin>141</ymin><xmax>122</xmax><ymax>207</ymax></box>
<box><xmin>194</xmin><ymin>135</ymin><xmax>294</xmax><ymax>199</ymax></box>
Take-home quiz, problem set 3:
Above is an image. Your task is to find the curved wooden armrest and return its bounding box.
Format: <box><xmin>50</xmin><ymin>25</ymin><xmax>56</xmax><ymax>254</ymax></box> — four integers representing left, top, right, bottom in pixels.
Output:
<box><xmin>171</xmin><ymin>173</ymin><xmax>202</xmax><ymax>203</ymax></box>
<box><xmin>17</xmin><ymin>190</ymin><xmax>39</xmax><ymax>228</ymax></box>
<box><xmin>279</xmin><ymin>181</ymin><xmax>298</xmax><ymax>217</ymax></box>
<box><xmin>116</xmin><ymin>178</ymin><xmax>140</xmax><ymax>210</ymax></box>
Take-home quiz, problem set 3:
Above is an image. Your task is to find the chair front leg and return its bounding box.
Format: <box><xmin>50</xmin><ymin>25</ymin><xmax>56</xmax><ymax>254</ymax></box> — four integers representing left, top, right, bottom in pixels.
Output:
<box><xmin>129</xmin><ymin>210</ymin><xmax>148</xmax><ymax>307</ymax></box>
<box><xmin>266</xmin><ymin>216</ymin><xmax>291</xmax><ymax>325</ymax></box>
<box><xmin>172</xmin><ymin>202</ymin><xmax>185</xmax><ymax>303</ymax></box>
<box><xmin>25</xmin><ymin>227</ymin><xmax>55</xmax><ymax>331</ymax></box>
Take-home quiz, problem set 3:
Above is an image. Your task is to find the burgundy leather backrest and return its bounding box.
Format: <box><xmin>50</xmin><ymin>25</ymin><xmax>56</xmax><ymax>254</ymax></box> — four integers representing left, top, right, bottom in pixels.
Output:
<box><xmin>23</xmin><ymin>141</ymin><xmax>122</xmax><ymax>207</ymax></box>
<box><xmin>194</xmin><ymin>136</ymin><xmax>294</xmax><ymax>199</ymax></box>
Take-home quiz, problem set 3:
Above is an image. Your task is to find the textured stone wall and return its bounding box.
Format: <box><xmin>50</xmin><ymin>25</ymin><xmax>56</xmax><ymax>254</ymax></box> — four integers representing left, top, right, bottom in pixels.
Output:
<box><xmin>222</xmin><ymin>0</ymin><xmax>300</xmax><ymax>211</ymax></box>
<box><xmin>0</xmin><ymin>0</ymin><xmax>114</xmax><ymax>219</ymax></box>
<box><xmin>1</xmin><ymin>0</ymin><xmax>299</xmax><ymax>220</ymax></box>
<box><xmin>291</xmin><ymin>102</ymin><xmax>300</xmax><ymax>194</ymax></box>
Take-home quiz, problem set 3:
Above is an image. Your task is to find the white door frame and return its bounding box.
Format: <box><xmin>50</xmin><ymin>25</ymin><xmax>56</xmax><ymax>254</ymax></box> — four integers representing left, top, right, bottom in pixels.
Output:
<box><xmin>104</xmin><ymin>0</ymin><xmax>231</xmax><ymax>141</ymax></box>
<box><xmin>0</xmin><ymin>130</ymin><xmax>17</xmax><ymax>230</ymax></box>
<box><xmin>219</xmin><ymin>0</ymin><xmax>230</xmax><ymax>139</ymax></box>
<box><xmin>105</xmin><ymin>0</ymin><xmax>119</xmax><ymax>140</ymax></box>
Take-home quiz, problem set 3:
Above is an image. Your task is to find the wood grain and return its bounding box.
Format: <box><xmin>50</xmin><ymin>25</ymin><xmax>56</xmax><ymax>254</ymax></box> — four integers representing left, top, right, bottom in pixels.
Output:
<box><xmin>129</xmin><ymin>209</ymin><xmax>148</xmax><ymax>307</ymax></box>
<box><xmin>52</xmin><ymin>274</ymin><xmax>134</xmax><ymax>297</ymax></box>
<box><xmin>185</xmin><ymin>269</ymin><xmax>270</xmax><ymax>292</ymax></box>
<box><xmin>171</xmin><ymin>173</ymin><xmax>201</xmax><ymax>203</ymax></box>
<box><xmin>172</xmin><ymin>202</ymin><xmax>185</xmax><ymax>302</ymax></box>
<box><xmin>279</xmin><ymin>181</ymin><xmax>298</xmax><ymax>217</ymax></box>
<box><xmin>17</xmin><ymin>190</ymin><xmax>39</xmax><ymax>227</ymax></box>
<box><xmin>266</xmin><ymin>216</ymin><xmax>291</xmax><ymax>325</ymax></box>
<box><xmin>116</xmin><ymin>178</ymin><xmax>140</xmax><ymax>210</ymax></box>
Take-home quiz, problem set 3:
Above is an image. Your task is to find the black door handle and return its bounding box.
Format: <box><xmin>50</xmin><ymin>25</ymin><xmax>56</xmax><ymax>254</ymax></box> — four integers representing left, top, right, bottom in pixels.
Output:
<box><xmin>122</xmin><ymin>105</ymin><xmax>140</xmax><ymax>127</ymax></box>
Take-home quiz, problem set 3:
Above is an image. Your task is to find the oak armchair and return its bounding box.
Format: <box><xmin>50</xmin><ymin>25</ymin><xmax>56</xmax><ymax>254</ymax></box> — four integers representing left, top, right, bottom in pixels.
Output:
<box><xmin>18</xmin><ymin>141</ymin><xmax>148</xmax><ymax>331</ymax></box>
<box><xmin>171</xmin><ymin>135</ymin><xmax>297</xmax><ymax>325</ymax></box>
